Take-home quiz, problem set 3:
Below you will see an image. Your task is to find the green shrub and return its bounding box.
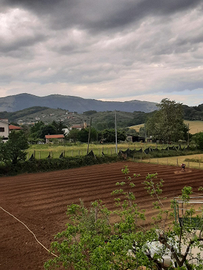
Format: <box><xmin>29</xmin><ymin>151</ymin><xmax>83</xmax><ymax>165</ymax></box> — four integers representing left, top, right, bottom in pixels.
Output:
<box><xmin>0</xmin><ymin>154</ymin><xmax>121</xmax><ymax>176</ymax></box>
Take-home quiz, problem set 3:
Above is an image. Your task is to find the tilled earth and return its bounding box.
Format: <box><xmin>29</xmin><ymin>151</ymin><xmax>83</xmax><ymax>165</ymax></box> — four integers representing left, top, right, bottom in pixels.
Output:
<box><xmin>1</xmin><ymin>161</ymin><xmax>203</xmax><ymax>270</ymax></box>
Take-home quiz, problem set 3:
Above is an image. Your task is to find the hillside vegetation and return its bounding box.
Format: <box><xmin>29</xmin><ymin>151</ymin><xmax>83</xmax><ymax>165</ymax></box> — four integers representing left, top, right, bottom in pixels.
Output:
<box><xmin>0</xmin><ymin>107</ymin><xmax>149</xmax><ymax>130</ymax></box>
<box><xmin>1</xmin><ymin>102</ymin><xmax>203</xmax><ymax>134</ymax></box>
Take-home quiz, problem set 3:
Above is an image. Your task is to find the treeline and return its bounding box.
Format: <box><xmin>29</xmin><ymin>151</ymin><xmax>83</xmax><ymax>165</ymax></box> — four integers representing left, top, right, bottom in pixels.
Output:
<box><xmin>27</xmin><ymin>120</ymin><xmax>128</xmax><ymax>144</ymax></box>
<box><xmin>183</xmin><ymin>104</ymin><xmax>203</xmax><ymax>120</ymax></box>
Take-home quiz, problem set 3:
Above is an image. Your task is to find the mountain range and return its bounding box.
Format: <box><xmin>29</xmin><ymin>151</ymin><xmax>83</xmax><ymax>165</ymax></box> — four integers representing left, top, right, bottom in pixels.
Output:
<box><xmin>0</xmin><ymin>93</ymin><xmax>158</xmax><ymax>113</ymax></box>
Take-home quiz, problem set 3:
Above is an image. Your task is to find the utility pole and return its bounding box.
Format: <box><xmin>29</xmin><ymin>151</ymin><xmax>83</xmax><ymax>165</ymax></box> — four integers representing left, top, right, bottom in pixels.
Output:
<box><xmin>187</xmin><ymin>123</ymin><xmax>190</xmax><ymax>146</ymax></box>
<box><xmin>87</xmin><ymin>117</ymin><xmax>92</xmax><ymax>154</ymax></box>
<box><xmin>115</xmin><ymin>111</ymin><xmax>118</xmax><ymax>154</ymax></box>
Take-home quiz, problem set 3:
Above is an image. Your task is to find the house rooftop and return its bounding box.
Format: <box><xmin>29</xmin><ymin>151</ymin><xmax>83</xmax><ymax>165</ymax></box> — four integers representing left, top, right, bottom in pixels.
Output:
<box><xmin>45</xmin><ymin>134</ymin><xmax>64</xmax><ymax>139</ymax></box>
<box><xmin>9</xmin><ymin>125</ymin><xmax>22</xmax><ymax>130</ymax></box>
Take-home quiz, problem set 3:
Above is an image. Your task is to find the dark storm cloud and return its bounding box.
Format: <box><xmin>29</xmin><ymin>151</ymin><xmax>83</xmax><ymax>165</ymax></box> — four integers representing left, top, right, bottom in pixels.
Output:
<box><xmin>88</xmin><ymin>0</ymin><xmax>203</xmax><ymax>32</ymax></box>
<box><xmin>1</xmin><ymin>0</ymin><xmax>203</xmax><ymax>104</ymax></box>
<box><xmin>1</xmin><ymin>0</ymin><xmax>75</xmax><ymax>12</ymax></box>
<box><xmin>2</xmin><ymin>0</ymin><xmax>203</xmax><ymax>32</ymax></box>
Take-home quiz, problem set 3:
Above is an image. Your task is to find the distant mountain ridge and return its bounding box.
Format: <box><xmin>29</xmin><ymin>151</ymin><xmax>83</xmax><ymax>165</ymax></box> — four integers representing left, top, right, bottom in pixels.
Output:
<box><xmin>0</xmin><ymin>93</ymin><xmax>158</xmax><ymax>113</ymax></box>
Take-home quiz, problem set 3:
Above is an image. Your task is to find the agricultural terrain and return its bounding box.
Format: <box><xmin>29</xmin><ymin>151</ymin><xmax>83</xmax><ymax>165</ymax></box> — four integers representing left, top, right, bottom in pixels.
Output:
<box><xmin>1</xmin><ymin>161</ymin><xmax>203</xmax><ymax>270</ymax></box>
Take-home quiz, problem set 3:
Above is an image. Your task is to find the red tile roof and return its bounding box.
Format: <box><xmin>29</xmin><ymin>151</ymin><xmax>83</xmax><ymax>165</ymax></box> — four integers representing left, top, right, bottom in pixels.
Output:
<box><xmin>9</xmin><ymin>125</ymin><xmax>22</xmax><ymax>130</ymax></box>
<box><xmin>45</xmin><ymin>134</ymin><xmax>64</xmax><ymax>139</ymax></box>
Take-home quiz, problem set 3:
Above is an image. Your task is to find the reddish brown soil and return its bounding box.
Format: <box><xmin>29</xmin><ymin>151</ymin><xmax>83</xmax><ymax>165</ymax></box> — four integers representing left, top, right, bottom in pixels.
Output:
<box><xmin>1</xmin><ymin>161</ymin><xmax>203</xmax><ymax>270</ymax></box>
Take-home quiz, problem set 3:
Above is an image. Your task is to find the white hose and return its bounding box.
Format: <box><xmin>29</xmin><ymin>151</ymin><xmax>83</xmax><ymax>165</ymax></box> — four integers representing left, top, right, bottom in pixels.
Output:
<box><xmin>0</xmin><ymin>206</ymin><xmax>58</xmax><ymax>258</ymax></box>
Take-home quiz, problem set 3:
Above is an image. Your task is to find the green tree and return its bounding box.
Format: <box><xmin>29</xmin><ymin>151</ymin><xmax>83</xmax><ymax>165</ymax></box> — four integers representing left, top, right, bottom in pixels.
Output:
<box><xmin>67</xmin><ymin>128</ymin><xmax>80</xmax><ymax>142</ymax></box>
<box><xmin>0</xmin><ymin>131</ymin><xmax>29</xmax><ymax>165</ymax></box>
<box><xmin>78</xmin><ymin>127</ymin><xmax>98</xmax><ymax>143</ymax></box>
<box><xmin>193</xmin><ymin>132</ymin><xmax>203</xmax><ymax>149</ymax></box>
<box><xmin>29</xmin><ymin>121</ymin><xmax>45</xmax><ymax>139</ymax></box>
<box><xmin>83</xmin><ymin>110</ymin><xmax>97</xmax><ymax>116</ymax></box>
<box><xmin>38</xmin><ymin>124</ymin><xmax>57</xmax><ymax>139</ymax></box>
<box><xmin>139</xmin><ymin>126</ymin><xmax>146</xmax><ymax>137</ymax></box>
<box><xmin>44</xmin><ymin>166</ymin><xmax>203</xmax><ymax>269</ymax></box>
<box><xmin>102</xmin><ymin>129</ymin><xmax>126</xmax><ymax>143</ymax></box>
<box><xmin>146</xmin><ymin>98</ymin><xmax>188</xmax><ymax>142</ymax></box>
<box><xmin>51</xmin><ymin>121</ymin><xmax>66</xmax><ymax>134</ymax></box>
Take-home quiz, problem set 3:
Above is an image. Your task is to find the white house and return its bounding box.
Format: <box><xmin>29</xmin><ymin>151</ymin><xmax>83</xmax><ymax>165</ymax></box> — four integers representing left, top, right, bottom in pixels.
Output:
<box><xmin>0</xmin><ymin>119</ymin><xmax>9</xmax><ymax>139</ymax></box>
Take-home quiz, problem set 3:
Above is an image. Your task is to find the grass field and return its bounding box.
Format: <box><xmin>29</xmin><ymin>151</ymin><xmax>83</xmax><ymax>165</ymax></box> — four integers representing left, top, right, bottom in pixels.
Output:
<box><xmin>27</xmin><ymin>142</ymin><xmax>177</xmax><ymax>159</ymax></box>
<box><xmin>184</xmin><ymin>120</ymin><xmax>203</xmax><ymax>134</ymax></box>
<box><xmin>141</xmin><ymin>153</ymin><xmax>203</xmax><ymax>169</ymax></box>
<box><xmin>130</xmin><ymin>120</ymin><xmax>203</xmax><ymax>134</ymax></box>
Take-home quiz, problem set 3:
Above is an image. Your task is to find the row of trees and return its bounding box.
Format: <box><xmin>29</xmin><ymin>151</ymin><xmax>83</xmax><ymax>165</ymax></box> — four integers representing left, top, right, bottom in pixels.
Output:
<box><xmin>67</xmin><ymin>128</ymin><xmax>126</xmax><ymax>143</ymax></box>
<box><xmin>26</xmin><ymin>120</ymin><xmax>127</xmax><ymax>144</ymax></box>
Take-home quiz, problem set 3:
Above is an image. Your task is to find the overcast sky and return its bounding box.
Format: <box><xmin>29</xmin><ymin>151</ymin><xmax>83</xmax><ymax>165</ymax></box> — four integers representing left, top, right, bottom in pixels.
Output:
<box><xmin>1</xmin><ymin>0</ymin><xmax>203</xmax><ymax>106</ymax></box>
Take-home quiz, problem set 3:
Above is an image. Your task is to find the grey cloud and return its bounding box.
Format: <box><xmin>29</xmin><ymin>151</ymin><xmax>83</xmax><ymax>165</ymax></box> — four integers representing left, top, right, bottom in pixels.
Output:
<box><xmin>2</xmin><ymin>0</ymin><xmax>203</xmax><ymax>32</ymax></box>
<box><xmin>2</xmin><ymin>0</ymin><xmax>75</xmax><ymax>13</ymax></box>
<box><xmin>0</xmin><ymin>34</ymin><xmax>46</xmax><ymax>55</ymax></box>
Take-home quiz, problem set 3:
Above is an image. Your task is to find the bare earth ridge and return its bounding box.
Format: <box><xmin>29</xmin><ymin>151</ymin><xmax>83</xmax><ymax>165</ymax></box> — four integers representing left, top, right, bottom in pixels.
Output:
<box><xmin>1</xmin><ymin>161</ymin><xmax>203</xmax><ymax>270</ymax></box>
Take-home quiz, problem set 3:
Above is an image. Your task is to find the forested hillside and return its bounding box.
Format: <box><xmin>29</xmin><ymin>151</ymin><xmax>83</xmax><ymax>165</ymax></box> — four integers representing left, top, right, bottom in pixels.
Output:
<box><xmin>0</xmin><ymin>107</ymin><xmax>150</xmax><ymax>129</ymax></box>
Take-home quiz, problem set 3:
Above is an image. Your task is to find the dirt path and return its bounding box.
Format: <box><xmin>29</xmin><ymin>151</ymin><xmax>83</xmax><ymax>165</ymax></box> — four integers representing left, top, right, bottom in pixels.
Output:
<box><xmin>1</xmin><ymin>161</ymin><xmax>203</xmax><ymax>270</ymax></box>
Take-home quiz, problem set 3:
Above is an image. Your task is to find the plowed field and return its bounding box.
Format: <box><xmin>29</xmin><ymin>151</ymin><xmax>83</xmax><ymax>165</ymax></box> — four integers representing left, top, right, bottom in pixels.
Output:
<box><xmin>1</xmin><ymin>161</ymin><xmax>203</xmax><ymax>270</ymax></box>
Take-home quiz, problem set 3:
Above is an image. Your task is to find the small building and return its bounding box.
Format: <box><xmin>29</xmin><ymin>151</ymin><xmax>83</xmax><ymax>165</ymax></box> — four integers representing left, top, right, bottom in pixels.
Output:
<box><xmin>45</xmin><ymin>134</ymin><xmax>65</xmax><ymax>144</ymax></box>
<box><xmin>71</xmin><ymin>121</ymin><xmax>87</xmax><ymax>131</ymax></box>
<box><xmin>0</xmin><ymin>119</ymin><xmax>9</xmax><ymax>139</ymax></box>
<box><xmin>71</xmin><ymin>124</ymin><xmax>84</xmax><ymax>130</ymax></box>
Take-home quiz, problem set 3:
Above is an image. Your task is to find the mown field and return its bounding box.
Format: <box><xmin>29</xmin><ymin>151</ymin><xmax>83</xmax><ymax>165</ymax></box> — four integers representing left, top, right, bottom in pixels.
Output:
<box><xmin>130</xmin><ymin>120</ymin><xmax>203</xmax><ymax>134</ymax></box>
<box><xmin>142</xmin><ymin>153</ymin><xmax>203</xmax><ymax>170</ymax></box>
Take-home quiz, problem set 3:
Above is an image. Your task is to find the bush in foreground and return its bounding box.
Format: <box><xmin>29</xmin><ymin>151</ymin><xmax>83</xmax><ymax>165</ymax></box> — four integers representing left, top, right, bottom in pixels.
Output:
<box><xmin>44</xmin><ymin>166</ymin><xmax>203</xmax><ymax>270</ymax></box>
